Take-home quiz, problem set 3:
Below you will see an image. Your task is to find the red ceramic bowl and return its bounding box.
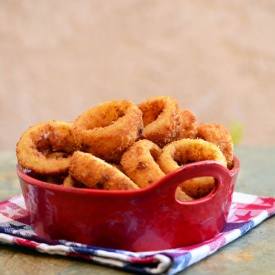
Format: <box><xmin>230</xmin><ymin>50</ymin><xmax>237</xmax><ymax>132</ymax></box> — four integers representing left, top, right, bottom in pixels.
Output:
<box><xmin>17</xmin><ymin>157</ymin><xmax>240</xmax><ymax>252</ymax></box>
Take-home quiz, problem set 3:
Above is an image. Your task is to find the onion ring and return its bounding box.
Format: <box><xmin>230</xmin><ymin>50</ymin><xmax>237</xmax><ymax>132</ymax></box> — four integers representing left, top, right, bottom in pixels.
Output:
<box><xmin>158</xmin><ymin>138</ymin><xmax>227</xmax><ymax>198</ymax></box>
<box><xmin>63</xmin><ymin>174</ymin><xmax>86</xmax><ymax>188</ymax></box>
<box><xmin>138</xmin><ymin>96</ymin><xmax>181</xmax><ymax>147</ymax></box>
<box><xmin>16</xmin><ymin>120</ymin><xmax>77</xmax><ymax>175</ymax></box>
<box><xmin>73</xmin><ymin>100</ymin><xmax>143</xmax><ymax>163</ymax></box>
<box><xmin>175</xmin><ymin>188</ymin><xmax>194</xmax><ymax>202</ymax></box>
<box><xmin>177</xmin><ymin>109</ymin><xmax>198</xmax><ymax>140</ymax></box>
<box><xmin>121</xmin><ymin>140</ymin><xmax>165</xmax><ymax>188</ymax></box>
<box><xmin>197</xmin><ymin>123</ymin><xmax>234</xmax><ymax>168</ymax></box>
<box><xmin>69</xmin><ymin>151</ymin><xmax>139</xmax><ymax>190</ymax></box>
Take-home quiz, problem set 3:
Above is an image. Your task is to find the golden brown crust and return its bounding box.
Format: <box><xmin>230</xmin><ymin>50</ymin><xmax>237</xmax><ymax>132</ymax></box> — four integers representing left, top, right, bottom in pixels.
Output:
<box><xmin>158</xmin><ymin>138</ymin><xmax>227</xmax><ymax>198</ymax></box>
<box><xmin>69</xmin><ymin>151</ymin><xmax>139</xmax><ymax>190</ymax></box>
<box><xmin>16</xmin><ymin>120</ymin><xmax>77</xmax><ymax>174</ymax></box>
<box><xmin>177</xmin><ymin>109</ymin><xmax>198</xmax><ymax>140</ymax></box>
<box><xmin>121</xmin><ymin>139</ymin><xmax>165</xmax><ymax>188</ymax></box>
<box><xmin>73</xmin><ymin>100</ymin><xmax>143</xmax><ymax>163</ymax></box>
<box><xmin>178</xmin><ymin>177</ymin><xmax>216</xmax><ymax>198</ymax></box>
<box><xmin>138</xmin><ymin>96</ymin><xmax>181</xmax><ymax>147</ymax></box>
<box><xmin>175</xmin><ymin>188</ymin><xmax>194</xmax><ymax>202</ymax></box>
<box><xmin>197</xmin><ymin>123</ymin><xmax>234</xmax><ymax>168</ymax></box>
<box><xmin>158</xmin><ymin>138</ymin><xmax>227</xmax><ymax>173</ymax></box>
<box><xmin>62</xmin><ymin>174</ymin><xmax>87</xmax><ymax>188</ymax></box>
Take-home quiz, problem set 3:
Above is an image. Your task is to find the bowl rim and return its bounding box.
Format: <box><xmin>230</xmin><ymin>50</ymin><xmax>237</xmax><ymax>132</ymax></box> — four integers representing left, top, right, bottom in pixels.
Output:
<box><xmin>17</xmin><ymin>156</ymin><xmax>240</xmax><ymax>198</ymax></box>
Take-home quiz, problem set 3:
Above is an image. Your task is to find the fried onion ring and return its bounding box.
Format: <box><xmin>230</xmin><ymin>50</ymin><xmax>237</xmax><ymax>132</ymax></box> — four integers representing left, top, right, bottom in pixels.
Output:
<box><xmin>138</xmin><ymin>96</ymin><xmax>181</xmax><ymax>147</ymax></box>
<box><xmin>16</xmin><ymin>120</ymin><xmax>77</xmax><ymax>175</ymax></box>
<box><xmin>73</xmin><ymin>100</ymin><xmax>143</xmax><ymax>163</ymax></box>
<box><xmin>121</xmin><ymin>140</ymin><xmax>165</xmax><ymax>188</ymax></box>
<box><xmin>197</xmin><ymin>123</ymin><xmax>234</xmax><ymax>168</ymax></box>
<box><xmin>177</xmin><ymin>109</ymin><xmax>198</xmax><ymax>140</ymax></box>
<box><xmin>158</xmin><ymin>138</ymin><xmax>227</xmax><ymax>198</ymax></box>
<box><xmin>175</xmin><ymin>188</ymin><xmax>194</xmax><ymax>202</ymax></box>
<box><xmin>63</xmin><ymin>174</ymin><xmax>87</xmax><ymax>188</ymax></box>
<box><xmin>69</xmin><ymin>151</ymin><xmax>139</xmax><ymax>190</ymax></box>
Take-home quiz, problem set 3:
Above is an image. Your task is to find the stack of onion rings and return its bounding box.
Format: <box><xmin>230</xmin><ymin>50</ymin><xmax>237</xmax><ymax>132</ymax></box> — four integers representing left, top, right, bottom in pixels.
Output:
<box><xmin>16</xmin><ymin>96</ymin><xmax>234</xmax><ymax>198</ymax></box>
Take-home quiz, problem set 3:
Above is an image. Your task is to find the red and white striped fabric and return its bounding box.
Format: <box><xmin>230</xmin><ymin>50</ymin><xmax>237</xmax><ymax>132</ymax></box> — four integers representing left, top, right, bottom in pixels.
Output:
<box><xmin>0</xmin><ymin>192</ymin><xmax>274</xmax><ymax>274</ymax></box>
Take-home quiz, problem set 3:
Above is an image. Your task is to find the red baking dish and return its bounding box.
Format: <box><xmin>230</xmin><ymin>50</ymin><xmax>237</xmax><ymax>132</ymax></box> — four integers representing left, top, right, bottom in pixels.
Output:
<box><xmin>17</xmin><ymin>157</ymin><xmax>240</xmax><ymax>252</ymax></box>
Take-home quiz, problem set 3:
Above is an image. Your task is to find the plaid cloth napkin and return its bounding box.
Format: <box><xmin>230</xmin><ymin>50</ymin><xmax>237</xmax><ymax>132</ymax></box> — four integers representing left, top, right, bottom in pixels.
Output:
<box><xmin>0</xmin><ymin>192</ymin><xmax>274</xmax><ymax>275</ymax></box>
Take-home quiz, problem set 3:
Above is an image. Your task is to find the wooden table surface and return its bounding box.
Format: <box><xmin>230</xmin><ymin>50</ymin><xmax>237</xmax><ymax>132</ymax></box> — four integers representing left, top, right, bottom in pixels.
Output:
<box><xmin>0</xmin><ymin>146</ymin><xmax>274</xmax><ymax>275</ymax></box>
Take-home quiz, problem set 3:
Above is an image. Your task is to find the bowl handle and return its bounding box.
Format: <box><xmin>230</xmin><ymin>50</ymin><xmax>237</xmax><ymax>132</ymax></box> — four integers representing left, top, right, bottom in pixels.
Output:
<box><xmin>152</xmin><ymin>160</ymin><xmax>232</xmax><ymax>203</ymax></box>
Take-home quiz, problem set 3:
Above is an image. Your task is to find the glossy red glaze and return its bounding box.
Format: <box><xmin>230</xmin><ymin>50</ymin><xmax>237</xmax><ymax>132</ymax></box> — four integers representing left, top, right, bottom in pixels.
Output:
<box><xmin>17</xmin><ymin>157</ymin><xmax>240</xmax><ymax>252</ymax></box>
